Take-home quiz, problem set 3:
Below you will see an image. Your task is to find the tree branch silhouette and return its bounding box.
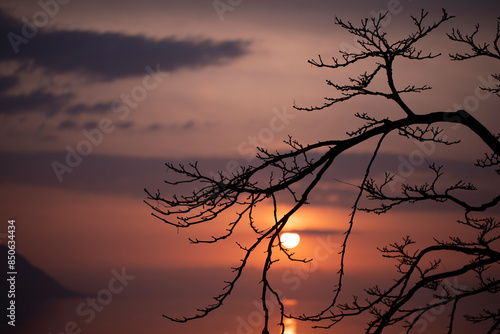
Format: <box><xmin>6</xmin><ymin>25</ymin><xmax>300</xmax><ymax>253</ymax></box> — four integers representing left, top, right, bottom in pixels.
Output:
<box><xmin>146</xmin><ymin>9</ymin><xmax>499</xmax><ymax>334</ymax></box>
<box><xmin>448</xmin><ymin>16</ymin><xmax>500</xmax><ymax>96</ymax></box>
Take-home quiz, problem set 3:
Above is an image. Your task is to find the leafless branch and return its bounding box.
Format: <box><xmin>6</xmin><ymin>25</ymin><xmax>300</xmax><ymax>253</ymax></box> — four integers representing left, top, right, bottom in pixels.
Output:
<box><xmin>448</xmin><ymin>16</ymin><xmax>500</xmax><ymax>96</ymax></box>
<box><xmin>146</xmin><ymin>9</ymin><xmax>500</xmax><ymax>334</ymax></box>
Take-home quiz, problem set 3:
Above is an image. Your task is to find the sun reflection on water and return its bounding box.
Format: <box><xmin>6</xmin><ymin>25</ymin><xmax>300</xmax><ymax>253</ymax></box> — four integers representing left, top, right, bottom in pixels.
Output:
<box><xmin>283</xmin><ymin>318</ymin><xmax>297</xmax><ymax>334</ymax></box>
<box><xmin>283</xmin><ymin>299</ymin><xmax>298</xmax><ymax>334</ymax></box>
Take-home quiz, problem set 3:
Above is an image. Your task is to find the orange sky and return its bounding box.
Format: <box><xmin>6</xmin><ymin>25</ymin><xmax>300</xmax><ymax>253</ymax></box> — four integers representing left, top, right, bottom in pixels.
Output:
<box><xmin>0</xmin><ymin>1</ymin><xmax>499</xmax><ymax>333</ymax></box>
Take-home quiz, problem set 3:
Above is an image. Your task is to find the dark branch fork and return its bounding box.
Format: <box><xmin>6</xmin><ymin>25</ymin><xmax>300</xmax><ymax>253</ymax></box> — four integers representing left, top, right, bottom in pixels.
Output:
<box><xmin>145</xmin><ymin>9</ymin><xmax>500</xmax><ymax>334</ymax></box>
<box><xmin>448</xmin><ymin>16</ymin><xmax>500</xmax><ymax>96</ymax></box>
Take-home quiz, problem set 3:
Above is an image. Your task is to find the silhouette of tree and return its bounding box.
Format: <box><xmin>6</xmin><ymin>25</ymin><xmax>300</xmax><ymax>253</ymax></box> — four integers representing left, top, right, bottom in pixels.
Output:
<box><xmin>145</xmin><ymin>9</ymin><xmax>499</xmax><ymax>334</ymax></box>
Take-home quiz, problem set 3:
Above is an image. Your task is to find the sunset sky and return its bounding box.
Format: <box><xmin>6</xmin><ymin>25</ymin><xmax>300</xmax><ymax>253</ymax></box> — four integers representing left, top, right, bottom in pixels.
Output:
<box><xmin>1</xmin><ymin>0</ymin><xmax>499</xmax><ymax>333</ymax></box>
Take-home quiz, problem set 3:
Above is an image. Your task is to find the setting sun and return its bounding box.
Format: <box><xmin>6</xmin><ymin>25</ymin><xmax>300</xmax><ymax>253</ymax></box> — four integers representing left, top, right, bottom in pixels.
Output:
<box><xmin>280</xmin><ymin>232</ymin><xmax>300</xmax><ymax>248</ymax></box>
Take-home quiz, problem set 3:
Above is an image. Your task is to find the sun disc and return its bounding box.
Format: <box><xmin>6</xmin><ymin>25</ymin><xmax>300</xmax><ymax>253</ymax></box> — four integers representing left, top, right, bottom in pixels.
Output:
<box><xmin>280</xmin><ymin>232</ymin><xmax>300</xmax><ymax>248</ymax></box>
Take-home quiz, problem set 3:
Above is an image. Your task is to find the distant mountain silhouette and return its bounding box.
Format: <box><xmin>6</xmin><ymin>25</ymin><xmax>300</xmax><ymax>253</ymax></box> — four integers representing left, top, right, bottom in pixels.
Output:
<box><xmin>0</xmin><ymin>244</ymin><xmax>83</xmax><ymax>329</ymax></box>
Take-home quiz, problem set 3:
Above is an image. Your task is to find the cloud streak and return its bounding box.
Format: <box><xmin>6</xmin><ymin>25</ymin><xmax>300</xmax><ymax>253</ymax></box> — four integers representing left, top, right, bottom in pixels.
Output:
<box><xmin>0</xmin><ymin>89</ymin><xmax>73</xmax><ymax>115</ymax></box>
<box><xmin>0</xmin><ymin>9</ymin><xmax>250</xmax><ymax>81</ymax></box>
<box><xmin>2</xmin><ymin>151</ymin><xmax>495</xmax><ymax>211</ymax></box>
<box><xmin>65</xmin><ymin>102</ymin><xmax>114</xmax><ymax>115</ymax></box>
<box><xmin>0</xmin><ymin>8</ymin><xmax>250</xmax><ymax>117</ymax></box>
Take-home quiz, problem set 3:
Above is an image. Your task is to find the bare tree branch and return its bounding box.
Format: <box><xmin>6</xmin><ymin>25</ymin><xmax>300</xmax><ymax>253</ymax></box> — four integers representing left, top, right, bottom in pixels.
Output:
<box><xmin>146</xmin><ymin>9</ymin><xmax>499</xmax><ymax>334</ymax></box>
<box><xmin>448</xmin><ymin>16</ymin><xmax>500</xmax><ymax>96</ymax></box>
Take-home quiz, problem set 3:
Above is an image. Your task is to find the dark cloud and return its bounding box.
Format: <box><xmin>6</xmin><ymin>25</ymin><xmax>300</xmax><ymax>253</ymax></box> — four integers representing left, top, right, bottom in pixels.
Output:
<box><xmin>0</xmin><ymin>88</ymin><xmax>73</xmax><ymax>115</ymax></box>
<box><xmin>0</xmin><ymin>75</ymin><xmax>19</xmax><ymax>93</ymax></box>
<box><xmin>146</xmin><ymin>123</ymin><xmax>162</xmax><ymax>132</ymax></box>
<box><xmin>81</xmin><ymin>121</ymin><xmax>98</xmax><ymax>130</ymax></box>
<box><xmin>57</xmin><ymin>119</ymin><xmax>78</xmax><ymax>130</ymax></box>
<box><xmin>57</xmin><ymin>119</ymin><xmax>134</xmax><ymax>131</ymax></box>
<box><xmin>0</xmin><ymin>151</ymin><xmax>496</xmax><ymax>212</ymax></box>
<box><xmin>65</xmin><ymin>102</ymin><xmax>113</xmax><ymax>115</ymax></box>
<box><xmin>80</xmin><ymin>120</ymin><xmax>134</xmax><ymax>131</ymax></box>
<box><xmin>0</xmin><ymin>88</ymin><xmax>115</xmax><ymax>116</ymax></box>
<box><xmin>144</xmin><ymin>120</ymin><xmax>197</xmax><ymax>133</ymax></box>
<box><xmin>0</xmin><ymin>8</ymin><xmax>248</xmax><ymax>117</ymax></box>
<box><xmin>181</xmin><ymin>120</ymin><xmax>196</xmax><ymax>130</ymax></box>
<box><xmin>115</xmin><ymin>121</ymin><xmax>134</xmax><ymax>130</ymax></box>
<box><xmin>0</xmin><ymin>151</ymin><xmax>173</xmax><ymax>196</ymax></box>
<box><xmin>0</xmin><ymin>9</ymin><xmax>250</xmax><ymax>81</ymax></box>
